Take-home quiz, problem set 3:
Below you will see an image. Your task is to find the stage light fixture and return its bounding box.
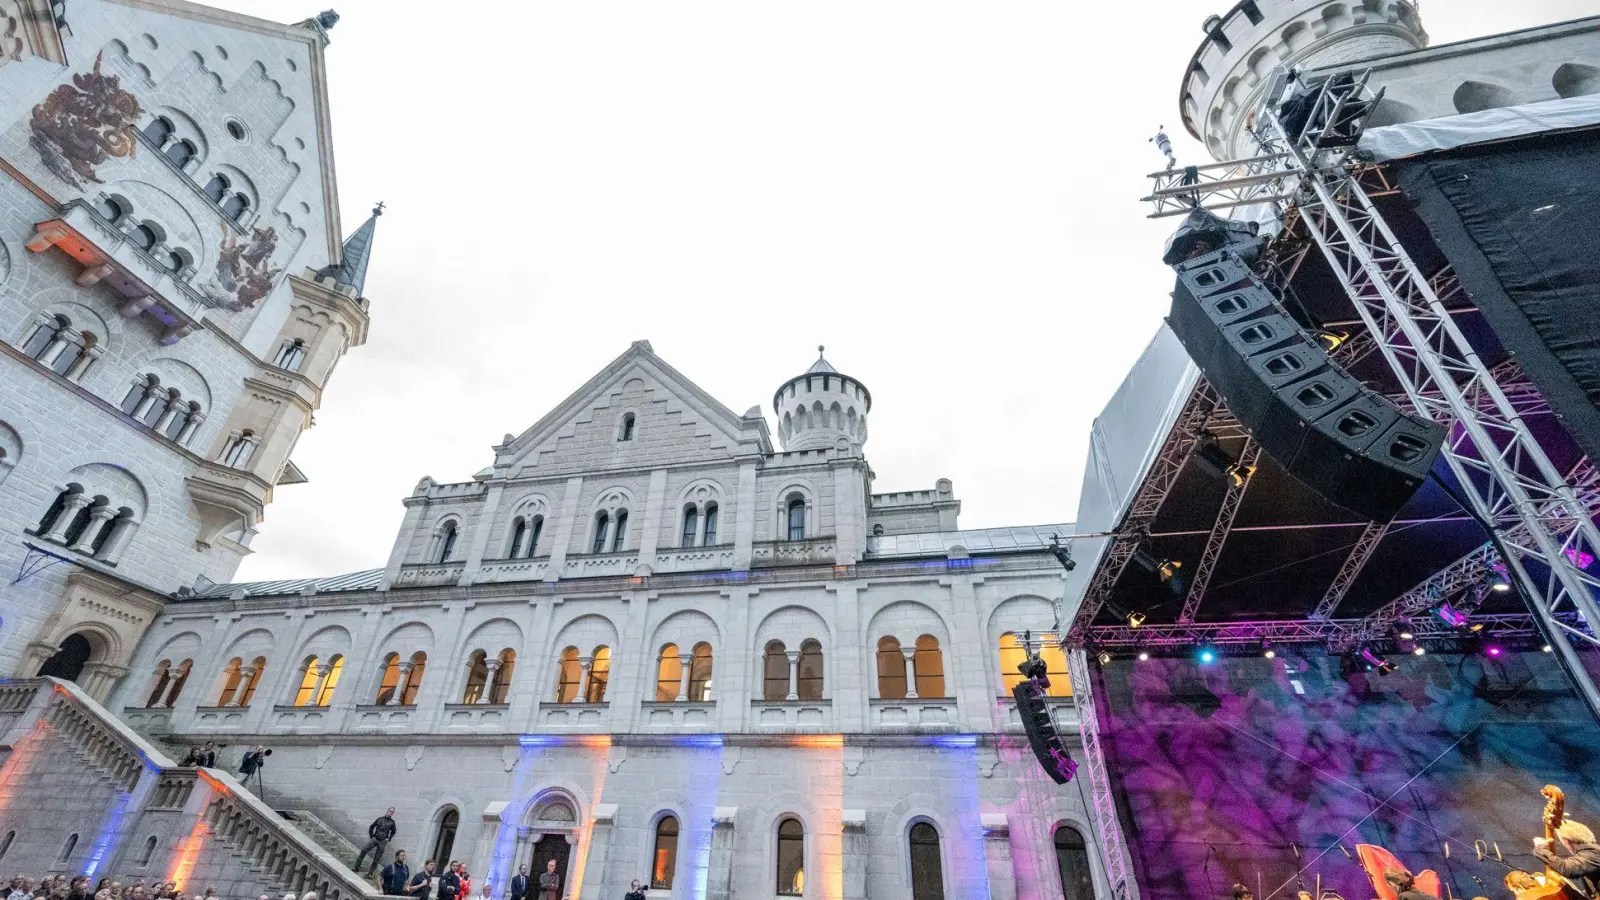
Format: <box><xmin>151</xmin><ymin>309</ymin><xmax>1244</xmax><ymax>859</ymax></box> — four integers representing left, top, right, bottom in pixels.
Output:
<box><xmin>1542</xmin><ymin>644</ymin><xmax>1554</xmax><ymax>653</ymax></box>
<box><xmin>1398</xmin><ymin>631</ymin><xmax>1414</xmax><ymax>641</ymax></box>
<box><xmin>1485</xmin><ymin>644</ymin><xmax>1504</xmax><ymax>658</ymax></box>
<box><xmin>1260</xmin><ymin>640</ymin><xmax>1275</xmax><ymax>659</ymax></box>
<box><xmin>1197</xmin><ymin>646</ymin><xmax>1217</xmax><ymax>665</ymax></box>
<box><xmin>1487</xmin><ymin>566</ymin><xmax>1512</xmax><ymax>593</ymax></box>
<box><xmin>1358</xmin><ymin>646</ymin><xmax>1396</xmax><ymax>675</ymax></box>
<box><xmin>1137</xmin><ymin>651</ymin><xmax>1150</xmax><ymax>661</ymax></box>
<box><xmin>1132</xmin><ymin>547</ymin><xmax>1186</xmax><ymax>596</ymax></box>
<box><xmin>1105</xmin><ymin>600</ymin><xmax>1146</xmax><ymax>629</ymax></box>
<box><xmin>1097</xmin><ymin>650</ymin><xmax>1113</xmax><ymax>666</ymax></box>
<box><xmin>1313</xmin><ymin>329</ymin><xmax>1351</xmax><ymax>352</ymax></box>
<box><xmin>1412</xmin><ymin>646</ymin><xmax>1426</xmax><ymax>656</ymax></box>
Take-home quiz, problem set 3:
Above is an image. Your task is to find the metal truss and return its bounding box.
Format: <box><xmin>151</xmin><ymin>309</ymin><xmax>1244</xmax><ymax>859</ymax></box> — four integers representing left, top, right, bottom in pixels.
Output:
<box><xmin>1179</xmin><ymin>442</ymin><xmax>1262</xmax><ymax>623</ymax></box>
<box><xmin>1087</xmin><ymin>610</ymin><xmax>1551</xmax><ymax>650</ymax></box>
<box><xmin>1142</xmin><ymin>153</ymin><xmax>1297</xmax><ymax>218</ymax></box>
<box><xmin>1312</xmin><ymin>520</ymin><xmax>1390</xmax><ymax>620</ymax></box>
<box><xmin>1257</xmin><ymin>77</ymin><xmax>1600</xmax><ymax>713</ymax></box>
<box><xmin>1068</xmin><ymin>385</ymin><xmax>1218</xmax><ymax>639</ymax></box>
<box><xmin>1067</xmin><ymin>648</ymin><xmax>1136</xmax><ymax>900</ymax></box>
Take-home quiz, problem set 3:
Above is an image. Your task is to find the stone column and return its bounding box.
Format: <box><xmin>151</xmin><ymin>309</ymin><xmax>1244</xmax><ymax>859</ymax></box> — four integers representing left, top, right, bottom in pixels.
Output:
<box><xmin>785</xmin><ymin>649</ymin><xmax>801</xmax><ymax>701</ymax></box>
<box><xmin>982</xmin><ymin>814</ymin><xmax>1017</xmax><ymax>900</ymax></box>
<box><xmin>307</xmin><ymin>664</ymin><xmax>332</xmax><ymax>705</ymax></box>
<box><xmin>381</xmin><ymin>495</ymin><xmax>431</xmax><ymax>589</ymax></box>
<box><xmin>480</xmin><ymin>660</ymin><xmax>502</xmax><ymax>703</ymax></box>
<box><xmin>131</xmin><ymin>382</ymin><xmax>163</xmax><ymax>420</ymax></box>
<box><xmin>153</xmin><ymin>403</ymin><xmax>181</xmax><ymax>435</ymax></box>
<box><xmin>902</xmin><ymin>647</ymin><xmax>920</xmax><ymax>699</ymax></box>
<box><xmin>36</xmin><ymin>328</ymin><xmax>81</xmax><ymax>370</ymax></box>
<box><xmin>65</xmin><ymin>344</ymin><xmax>104</xmax><ymax>381</ymax></box>
<box><xmin>68</xmin><ymin>505</ymin><xmax>117</xmax><ymax>554</ymax></box>
<box><xmin>96</xmin><ymin>516</ymin><xmax>139</xmax><ymax>566</ymax></box>
<box><xmin>176</xmin><ymin>412</ymin><xmax>205</xmax><ymax>446</ymax></box>
<box><xmin>675</xmin><ymin>651</ymin><xmax>693</xmax><ymax>702</ymax></box>
<box><xmin>458</xmin><ymin>482</ymin><xmax>505</xmax><ymax>586</ymax></box>
<box><xmin>388</xmin><ymin>662</ymin><xmax>414</xmax><ymax>705</ymax></box>
<box><xmin>706</xmin><ymin>807</ymin><xmax>738</xmax><ymax>900</ymax></box>
<box><xmin>229</xmin><ymin>667</ymin><xmax>256</xmax><ymax>706</ymax></box>
<box><xmin>842</xmin><ymin>810</ymin><xmax>867</xmax><ymax>900</ymax></box>
<box><xmin>42</xmin><ymin>492</ymin><xmax>92</xmax><ymax>542</ymax></box>
<box><xmin>636</xmin><ymin>468</ymin><xmax>667</xmax><ymax>574</ymax></box>
<box><xmin>829</xmin><ymin>582</ymin><xmax>866</xmax><ymax>732</ymax></box>
<box><xmin>578</xmin><ymin>657</ymin><xmax>594</xmax><ymax>703</ymax></box>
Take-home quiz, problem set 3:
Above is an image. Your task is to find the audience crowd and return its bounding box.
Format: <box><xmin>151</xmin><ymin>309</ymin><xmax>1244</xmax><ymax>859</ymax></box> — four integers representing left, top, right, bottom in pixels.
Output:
<box><xmin>0</xmin><ymin>877</ymin><xmax>307</xmax><ymax>900</ymax></box>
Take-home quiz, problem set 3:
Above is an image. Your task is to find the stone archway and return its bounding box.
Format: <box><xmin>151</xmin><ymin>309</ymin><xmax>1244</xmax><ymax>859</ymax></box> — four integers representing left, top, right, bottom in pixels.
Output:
<box><xmin>38</xmin><ymin>633</ymin><xmax>94</xmax><ymax>681</ymax></box>
<box><xmin>517</xmin><ymin>795</ymin><xmax>580</xmax><ymax>897</ymax></box>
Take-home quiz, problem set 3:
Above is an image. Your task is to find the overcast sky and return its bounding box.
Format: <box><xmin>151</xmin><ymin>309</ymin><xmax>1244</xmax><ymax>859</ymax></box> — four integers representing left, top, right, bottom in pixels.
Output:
<box><xmin>225</xmin><ymin>0</ymin><xmax>1596</xmax><ymax>582</ymax></box>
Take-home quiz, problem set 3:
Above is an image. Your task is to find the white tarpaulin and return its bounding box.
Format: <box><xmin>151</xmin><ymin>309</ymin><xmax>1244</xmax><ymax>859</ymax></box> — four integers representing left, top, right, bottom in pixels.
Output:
<box><xmin>1361</xmin><ymin>93</ymin><xmax>1600</xmax><ymax>161</ymax></box>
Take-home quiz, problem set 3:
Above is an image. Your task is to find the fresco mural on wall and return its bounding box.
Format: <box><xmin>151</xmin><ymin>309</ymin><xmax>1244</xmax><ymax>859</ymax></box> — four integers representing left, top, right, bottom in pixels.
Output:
<box><xmin>1095</xmin><ymin>651</ymin><xmax>1600</xmax><ymax>900</ymax></box>
<box><xmin>204</xmin><ymin>223</ymin><xmax>281</xmax><ymax>311</ymax></box>
<box><xmin>28</xmin><ymin>52</ymin><xmax>142</xmax><ymax>189</ymax></box>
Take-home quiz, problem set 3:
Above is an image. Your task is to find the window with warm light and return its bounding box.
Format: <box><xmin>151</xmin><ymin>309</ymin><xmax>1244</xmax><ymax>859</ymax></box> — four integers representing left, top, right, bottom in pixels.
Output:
<box><xmin>652</xmin><ymin>815</ymin><xmax>679</xmax><ymax>889</ymax></box>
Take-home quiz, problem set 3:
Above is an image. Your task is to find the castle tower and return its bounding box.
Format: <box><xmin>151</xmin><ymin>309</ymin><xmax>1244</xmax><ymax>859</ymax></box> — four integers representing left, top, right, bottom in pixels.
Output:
<box><xmin>773</xmin><ymin>346</ymin><xmax>871</xmax><ymax>451</ymax></box>
<box><xmin>1180</xmin><ymin>0</ymin><xmax>1428</xmax><ymax>161</ymax></box>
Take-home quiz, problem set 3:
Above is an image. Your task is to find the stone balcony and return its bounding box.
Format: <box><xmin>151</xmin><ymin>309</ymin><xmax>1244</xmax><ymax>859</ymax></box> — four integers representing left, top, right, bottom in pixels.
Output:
<box><xmin>752</xmin><ymin>536</ymin><xmax>837</xmax><ymax>567</ymax></box>
<box><xmin>536</xmin><ymin>701</ymin><xmax>610</xmax><ymax>732</ymax></box>
<box><xmin>191</xmin><ymin>704</ymin><xmax>257</xmax><ymax>732</ymax></box>
<box><xmin>750</xmin><ymin>698</ymin><xmax>833</xmax><ymax>731</ymax></box>
<box><xmin>394</xmin><ymin>561</ymin><xmax>467</xmax><ymax>587</ymax></box>
<box><xmin>121</xmin><ymin>705</ymin><xmax>173</xmax><ymax>733</ymax></box>
<box><xmin>26</xmin><ymin>200</ymin><xmax>209</xmax><ymax>343</ymax></box>
<box><xmin>268</xmin><ymin>703</ymin><xmax>336</xmax><ymax>733</ymax></box>
<box><xmin>187</xmin><ymin>460</ymin><xmax>274</xmax><ymax>549</ymax></box>
<box><xmin>639</xmin><ymin>700</ymin><xmax>717</xmax><ymax>730</ymax></box>
<box><xmin>652</xmin><ymin>545</ymin><xmax>737</xmax><ymax>574</ymax></box>
<box><xmin>869</xmin><ymin>697</ymin><xmax>960</xmax><ymax>732</ymax></box>
<box><xmin>476</xmin><ymin>557</ymin><xmax>550</xmax><ymax>583</ymax></box>
<box><xmin>561</xmin><ymin>551</ymin><xmax>641</xmax><ymax>579</ymax></box>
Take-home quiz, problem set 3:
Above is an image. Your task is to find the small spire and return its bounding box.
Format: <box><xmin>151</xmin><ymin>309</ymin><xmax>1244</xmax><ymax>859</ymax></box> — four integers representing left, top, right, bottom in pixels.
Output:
<box><xmin>373</xmin><ymin>200</ymin><xmax>385</xmax><ymax>217</ymax></box>
<box><xmin>316</xmin><ymin>201</ymin><xmax>382</xmax><ymax>298</ymax></box>
<box><xmin>818</xmin><ymin>344</ymin><xmax>826</xmax><ymax>358</ymax></box>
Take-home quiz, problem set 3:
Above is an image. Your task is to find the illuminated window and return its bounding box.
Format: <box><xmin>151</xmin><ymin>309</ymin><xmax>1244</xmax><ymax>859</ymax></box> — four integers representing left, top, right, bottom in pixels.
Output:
<box><xmin>763</xmin><ymin>640</ymin><xmax>789</xmax><ymax>701</ymax></box>
<box><xmin>655</xmin><ymin>643</ymin><xmax>682</xmax><ymax>701</ymax></box>
<box><xmin>293</xmin><ymin>656</ymin><xmax>321</xmax><ymax>706</ymax></box>
<box><xmin>239</xmin><ymin>657</ymin><xmax>266</xmax><ymax>707</ymax></box>
<box><xmin>876</xmin><ymin>636</ymin><xmax>907</xmax><ymax>699</ymax></box>
<box><xmin>914</xmin><ymin>636</ymin><xmax>945</xmax><ymax>699</ymax></box>
<box><xmin>462</xmin><ymin>650</ymin><xmax>488</xmax><ymax>703</ymax></box>
<box><xmin>489</xmin><ymin>649</ymin><xmax>515</xmax><ymax>704</ymax></box>
<box><xmin>689</xmin><ymin>642</ymin><xmax>713</xmax><ymax>701</ymax></box>
<box><xmin>375</xmin><ymin>653</ymin><xmax>401</xmax><ymax>705</ymax></box>
<box><xmin>556</xmin><ymin>647</ymin><xmax>581</xmax><ymax>703</ymax></box>
<box><xmin>315</xmin><ymin>655</ymin><xmax>344</xmax><ymax>706</ymax></box>
<box><xmin>586</xmin><ymin>646</ymin><xmax>611</xmax><ymax>702</ymax></box>
<box><xmin>145</xmin><ymin>660</ymin><xmax>172</xmax><ymax>708</ymax></box>
<box><xmin>215</xmin><ymin>657</ymin><xmax>244</xmax><ymax>705</ymax></box>
<box><xmin>400</xmin><ymin>652</ymin><xmax>426</xmax><ymax>705</ymax></box>
<box><xmin>651</xmin><ymin>815</ymin><xmax>679</xmax><ymax>889</ymax></box>
<box><xmin>797</xmin><ymin>639</ymin><xmax>823</xmax><ymax>700</ymax></box>
<box><xmin>1000</xmin><ymin>633</ymin><xmax>1072</xmax><ymax>697</ymax></box>
<box><xmin>776</xmin><ymin>818</ymin><xmax>804</xmax><ymax>896</ymax></box>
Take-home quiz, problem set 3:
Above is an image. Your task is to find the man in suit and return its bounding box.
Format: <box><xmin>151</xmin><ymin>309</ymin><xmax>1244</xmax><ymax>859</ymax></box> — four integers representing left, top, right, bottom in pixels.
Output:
<box><xmin>508</xmin><ymin>866</ymin><xmax>529</xmax><ymax>900</ymax></box>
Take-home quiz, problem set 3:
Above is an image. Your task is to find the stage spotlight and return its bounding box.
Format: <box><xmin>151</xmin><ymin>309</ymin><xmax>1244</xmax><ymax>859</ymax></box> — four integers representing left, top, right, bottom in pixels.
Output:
<box><xmin>1313</xmin><ymin>329</ymin><xmax>1351</xmax><ymax>352</ymax></box>
<box><xmin>1106</xmin><ymin>600</ymin><xmax>1146</xmax><ymax>629</ymax></box>
<box><xmin>1097</xmin><ymin>650</ymin><xmax>1113</xmax><ymax>666</ymax></box>
<box><xmin>1260</xmin><ymin>640</ymin><xmax>1275</xmax><ymax>659</ymax></box>
<box><xmin>1197</xmin><ymin>646</ymin><xmax>1217</xmax><ymax>665</ymax></box>
<box><xmin>1485</xmin><ymin>644</ymin><xmax>1504</xmax><ymax>658</ymax></box>
<box><xmin>1358</xmin><ymin>646</ymin><xmax>1396</xmax><ymax>675</ymax></box>
<box><xmin>1127</xmin><ymin>610</ymin><xmax>1146</xmax><ymax>628</ymax></box>
<box><xmin>1433</xmin><ymin>601</ymin><xmax>1481</xmax><ymax>631</ymax></box>
<box><xmin>1398</xmin><ymin>631</ymin><xmax>1414</xmax><ymax>641</ymax></box>
<box><xmin>1487</xmin><ymin>566</ymin><xmax>1512</xmax><ymax>593</ymax></box>
<box><xmin>1137</xmin><ymin>651</ymin><xmax>1150</xmax><ymax>661</ymax></box>
<box><xmin>1132</xmin><ymin>547</ymin><xmax>1186</xmax><ymax>596</ymax></box>
<box><xmin>1412</xmin><ymin>646</ymin><xmax>1426</xmax><ymax>656</ymax></box>
<box><xmin>1543</xmin><ymin>644</ymin><xmax>1554</xmax><ymax>653</ymax></box>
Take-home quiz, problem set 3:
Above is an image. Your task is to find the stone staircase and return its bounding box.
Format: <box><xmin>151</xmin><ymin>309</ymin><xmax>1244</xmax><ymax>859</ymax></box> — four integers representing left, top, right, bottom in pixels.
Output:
<box><xmin>279</xmin><ymin>809</ymin><xmax>367</xmax><ymax>875</ymax></box>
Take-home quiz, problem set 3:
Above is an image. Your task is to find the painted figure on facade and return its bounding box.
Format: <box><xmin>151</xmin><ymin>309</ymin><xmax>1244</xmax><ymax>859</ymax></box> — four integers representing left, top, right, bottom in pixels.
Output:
<box><xmin>207</xmin><ymin>222</ymin><xmax>281</xmax><ymax>309</ymax></box>
<box><xmin>29</xmin><ymin>52</ymin><xmax>142</xmax><ymax>189</ymax></box>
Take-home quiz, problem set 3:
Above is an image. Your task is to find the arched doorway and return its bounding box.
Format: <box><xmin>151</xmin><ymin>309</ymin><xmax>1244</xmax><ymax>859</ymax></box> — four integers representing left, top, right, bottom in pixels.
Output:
<box><xmin>529</xmin><ymin>834</ymin><xmax>571</xmax><ymax>895</ymax></box>
<box><xmin>1054</xmin><ymin>824</ymin><xmax>1095</xmax><ymax>900</ymax></box>
<box><xmin>431</xmin><ymin>807</ymin><xmax>459</xmax><ymax>866</ymax></box>
<box><xmin>520</xmin><ymin>796</ymin><xmax>578</xmax><ymax>896</ymax></box>
<box><xmin>38</xmin><ymin>633</ymin><xmax>94</xmax><ymax>682</ymax></box>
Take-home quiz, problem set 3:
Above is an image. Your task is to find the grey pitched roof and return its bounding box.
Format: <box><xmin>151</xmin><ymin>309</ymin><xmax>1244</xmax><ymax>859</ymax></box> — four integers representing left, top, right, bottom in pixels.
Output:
<box><xmin>189</xmin><ymin>568</ymin><xmax>383</xmax><ymax>599</ymax></box>
<box><xmin>317</xmin><ymin>202</ymin><xmax>381</xmax><ymax>296</ymax></box>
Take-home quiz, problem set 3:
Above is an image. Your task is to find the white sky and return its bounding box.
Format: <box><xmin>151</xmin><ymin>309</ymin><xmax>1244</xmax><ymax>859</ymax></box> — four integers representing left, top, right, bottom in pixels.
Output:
<box><xmin>227</xmin><ymin>0</ymin><xmax>1597</xmax><ymax>582</ymax></box>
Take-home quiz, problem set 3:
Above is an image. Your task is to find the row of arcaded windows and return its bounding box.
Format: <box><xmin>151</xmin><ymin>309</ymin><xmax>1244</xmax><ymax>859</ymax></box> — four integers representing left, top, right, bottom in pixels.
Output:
<box><xmin>139</xmin><ymin>116</ymin><xmax>253</xmax><ymax>221</ymax></box>
<box><xmin>138</xmin><ymin>632</ymin><xmax>1068</xmax><ymax>712</ymax></box>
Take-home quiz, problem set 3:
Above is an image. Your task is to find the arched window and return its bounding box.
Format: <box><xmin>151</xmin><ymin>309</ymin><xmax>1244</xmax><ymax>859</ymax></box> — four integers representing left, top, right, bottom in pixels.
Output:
<box><xmin>611</xmin><ymin>510</ymin><xmax>629</xmax><ymax>552</ymax></box>
<box><xmin>763</xmin><ymin>640</ymin><xmax>789</xmax><ymax>701</ymax></box>
<box><xmin>620</xmin><ymin>413</ymin><xmax>636</xmax><ymax>441</ymax></box>
<box><xmin>142</xmin><ymin>116</ymin><xmax>173</xmax><ymax>145</ymax></box>
<box><xmin>215</xmin><ymin>657</ymin><xmax>244</xmax><ymax>705</ymax></box>
<box><xmin>121</xmin><ymin>376</ymin><xmax>150</xmax><ymax>415</ymax></box>
<box><xmin>526</xmin><ymin>516</ymin><xmax>544</xmax><ymax>557</ymax></box>
<box><xmin>50</xmin><ymin>331</ymin><xmax>94</xmax><ymax>377</ymax></box>
<box><xmin>22</xmin><ymin>315</ymin><xmax>66</xmax><ymax>361</ymax></box>
<box><xmin>585</xmin><ymin>646</ymin><xmax>612</xmax><ymax>702</ymax></box>
<box><xmin>910</xmin><ymin>822</ymin><xmax>945</xmax><ymax>900</ymax></box>
<box><xmin>141</xmin><ymin>389</ymin><xmax>171</xmax><ymax>426</ymax></box>
<box><xmin>376</xmin><ymin>653</ymin><xmax>401</xmax><ymax>705</ymax></box>
<box><xmin>555</xmin><ymin>647</ymin><xmax>581</xmax><ymax>703</ymax></box>
<box><xmin>0</xmin><ymin>831</ymin><xmax>11</xmax><ymax>861</ymax></box>
<box><xmin>436</xmin><ymin>521</ymin><xmax>458</xmax><ymax>563</ymax></box>
<box><xmin>689</xmin><ymin>642</ymin><xmax>713</xmax><ymax>701</ymax></box>
<box><xmin>315</xmin><ymin>655</ymin><xmax>344</xmax><ymax>706</ymax></box>
<box><xmin>274</xmin><ymin>338</ymin><xmax>306</xmax><ymax>372</ymax></box>
<box><xmin>164</xmin><ymin>139</ymin><xmax>196</xmax><ymax>167</ymax></box>
<box><xmin>221</xmin><ymin>430</ymin><xmax>256</xmax><ymax>467</ymax></box>
<box><xmin>131</xmin><ymin>222</ymin><xmax>158</xmax><ymax>251</ymax></box>
<box><xmin>431</xmin><ymin>808</ymin><xmax>459</xmax><ymax>869</ymax></box>
<box><xmin>787</xmin><ymin>496</ymin><xmax>806</xmax><ymax>541</ymax></box>
<box><xmin>681</xmin><ymin>506</ymin><xmax>699</xmax><ymax>548</ymax></box>
<box><xmin>164</xmin><ymin>249</ymin><xmax>185</xmax><ymax>273</ymax></box>
<box><xmin>508</xmin><ymin>518</ymin><xmax>527</xmax><ymax>558</ymax></box>
<box><xmin>652</xmin><ymin>815</ymin><xmax>680</xmax><ymax>889</ymax></box>
<box><xmin>293</xmin><ymin>656</ymin><xmax>321</xmax><ymax>706</ymax></box>
<box><xmin>401</xmin><ymin>652</ymin><xmax>426</xmax><ymax>705</ymax></box>
<box><xmin>703</xmin><ymin>503</ymin><xmax>719</xmax><ymax>545</ymax></box>
<box><xmin>145</xmin><ymin>660</ymin><xmax>172</xmax><ymax>708</ymax></box>
<box><xmin>877</xmin><ymin>637</ymin><xmax>907</xmax><ymax>699</ymax></box>
<box><xmin>58</xmin><ymin>833</ymin><xmax>78</xmax><ymax>865</ymax></box>
<box><xmin>165</xmin><ymin>402</ymin><xmax>198</xmax><ymax>442</ymax></box>
<box><xmin>36</xmin><ymin>485</ymin><xmax>79</xmax><ymax>536</ymax></box>
<box><xmin>203</xmin><ymin>174</ymin><xmax>230</xmax><ymax>202</ymax></box>
<box><xmin>59</xmin><ymin>496</ymin><xmax>102</xmax><ymax>546</ymax></box>
<box><xmin>462</xmin><ymin>650</ymin><xmax>488</xmax><ymax>703</ymax></box>
<box><xmin>655</xmin><ymin>643</ymin><xmax>682</xmax><ymax>702</ymax></box>
<box><xmin>999</xmin><ymin>633</ymin><xmax>1071</xmax><ymax>697</ymax></box>
<box><xmin>1055</xmin><ymin>825</ymin><xmax>1095</xmax><ymax>900</ymax></box>
<box><xmin>94</xmin><ymin>196</ymin><xmax>126</xmax><ymax>223</ymax></box>
<box><xmin>914</xmin><ymin>635</ymin><xmax>945</xmax><ymax>699</ymax></box>
<box><xmin>592</xmin><ymin>512</ymin><xmax>610</xmax><ymax>554</ymax></box>
<box><xmin>239</xmin><ymin>657</ymin><xmax>267</xmax><ymax>706</ymax></box>
<box><xmin>776</xmin><ymin>818</ymin><xmax>805</xmax><ymax>896</ymax></box>
<box><xmin>138</xmin><ymin>834</ymin><xmax>158</xmax><ymax>867</ymax></box>
<box><xmin>222</xmin><ymin>193</ymin><xmax>250</xmax><ymax>221</ymax></box>
<box><xmin>797</xmin><ymin>639</ymin><xmax>823</xmax><ymax>700</ymax></box>
<box><xmin>489</xmin><ymin>649</ymin><xmax>515</xmax><ymax>704</ymax></box>
<box><xmin>163</xmin><ymin>659</ymin><xmax>192</xmax><ymax>706</ymax></box>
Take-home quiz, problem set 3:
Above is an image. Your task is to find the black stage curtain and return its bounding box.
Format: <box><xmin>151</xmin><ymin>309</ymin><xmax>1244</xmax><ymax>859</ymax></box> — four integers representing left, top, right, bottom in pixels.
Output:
<box><xmin>1395</xmin><ymin>128</ymin><xmax>1600</xmax><ymax>463</ymax></box>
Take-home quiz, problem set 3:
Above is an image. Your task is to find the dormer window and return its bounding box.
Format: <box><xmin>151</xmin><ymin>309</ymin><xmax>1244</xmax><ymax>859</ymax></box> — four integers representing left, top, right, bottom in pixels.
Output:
<box><xmin>620</xmin><ymin>413</ymin><xmax>636</xmax><ymax>442</ymax></box>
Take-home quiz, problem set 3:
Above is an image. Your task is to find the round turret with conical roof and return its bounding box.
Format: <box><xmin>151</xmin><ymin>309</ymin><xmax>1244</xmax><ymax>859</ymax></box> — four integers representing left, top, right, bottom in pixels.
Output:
<box><xmin>773</xmin><ymin>346</ymin><xmax>871</xmax><ymax>451</ymax></box>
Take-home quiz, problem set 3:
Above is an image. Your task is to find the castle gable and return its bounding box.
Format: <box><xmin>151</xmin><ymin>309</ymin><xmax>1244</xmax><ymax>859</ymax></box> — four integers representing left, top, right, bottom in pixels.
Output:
<box><xmin>498</xmin><ymin>342</ymin><xmax>771</xmax><ymax>477</ymax></box>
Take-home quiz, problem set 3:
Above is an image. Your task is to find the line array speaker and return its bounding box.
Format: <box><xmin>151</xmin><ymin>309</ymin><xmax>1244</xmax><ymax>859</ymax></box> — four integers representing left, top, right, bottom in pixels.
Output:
<box><xmin>1167</xmin><ymin>247</ymin><xmax>1443</xmax><ymax>521</ymax></box>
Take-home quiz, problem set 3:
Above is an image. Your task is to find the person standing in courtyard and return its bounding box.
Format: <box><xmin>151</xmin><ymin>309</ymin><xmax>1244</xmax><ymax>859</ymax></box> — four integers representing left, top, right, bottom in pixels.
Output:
<box><xmin>536</xmin><ymin>861</ymin><xmax>559</xmax><ymax>900</ymax></box>
<box><xmin>355</xmin><ymin>807</ymin><xmax>398</xmax><ymax>877</ymax></box>
<box><xmin>381</xmin><ymin>850</ymin><xmax>411</xmax><ymax>896</ymax></box>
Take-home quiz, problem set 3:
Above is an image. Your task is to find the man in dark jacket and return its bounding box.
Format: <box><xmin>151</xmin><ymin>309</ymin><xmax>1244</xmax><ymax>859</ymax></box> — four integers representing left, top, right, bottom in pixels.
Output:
<box><xmin>1535</xmin><ymin>822</ymin><xmax>1600</xmax><ymax>897</ymax></box>
<box><xmin>355</xmin><ymin>808</ymin><xmax>398</xmax><ymax>877</ymax></box>
<box><xmin>407</xmin><ymin>860</ymin><xmax>436</xmax><ymax>900</ymax></box>
<box><xmin>380</xmin><ymin>850</ymin><xmax>411</xmax><ymax>896</ymax></box>
<box><xmin>436</xmin><ymin>861</ymin><xmax>462</xmax><ymax>900</ymax></box>
<box><xmin>508</xmin><ymin>866</ymin><xmax>529</xmax><ymax>900</ymax></box>
<box><xmin>535</xmin><ymin>861</ymin><xmax>559</xmax><ymax>900</ymax></box>
<box><xmin>1384</xmin><ymin>869</ymin><xmax>1439</xmax><ymax>900</ymax></box>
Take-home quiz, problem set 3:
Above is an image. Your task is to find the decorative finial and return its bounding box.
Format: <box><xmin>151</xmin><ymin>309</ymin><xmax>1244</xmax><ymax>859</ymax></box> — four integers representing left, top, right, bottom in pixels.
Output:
<box><xmin>372</xmin><ymin>201</ymin><xmax>385</xmax><ymax>217</ymax></box>
<box><xmin>818</xmin><ymin>344</ymin><xmax>825</xmax><ymax>358</ymax></box>
<box><xmin>316</xmin><ymin>9</ymin><xmax>340</xmax><ymax>29</ymax></box>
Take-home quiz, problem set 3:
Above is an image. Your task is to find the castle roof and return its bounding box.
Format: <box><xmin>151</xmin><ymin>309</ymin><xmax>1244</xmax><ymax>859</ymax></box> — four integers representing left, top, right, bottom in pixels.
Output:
<box><xmin>317</xmin><ymin>201</ymin><xmax>381</xmax><ymax>297</ymax></box>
